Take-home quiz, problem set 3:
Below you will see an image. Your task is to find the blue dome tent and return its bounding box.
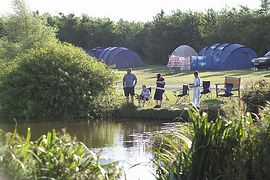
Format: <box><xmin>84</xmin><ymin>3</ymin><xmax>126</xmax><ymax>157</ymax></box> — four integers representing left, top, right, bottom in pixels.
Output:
<box><xmin>88</xmin><ymin>47</ymin><xmax>146</xmax><ymax>69</ymax></box>
<box><xmin>192</xmin><ymin>43</ymin><xmax>257</xmax><ymax>71</ymax></box>
<box><xmin>198</xmin><ymin>46</ymin><xmax>207</xmax><ymax>56</ymax></box>
<box><xmin>87</xmin><ymin>47</ymin><xmax>105</xmax><ymax>58</ymax></box>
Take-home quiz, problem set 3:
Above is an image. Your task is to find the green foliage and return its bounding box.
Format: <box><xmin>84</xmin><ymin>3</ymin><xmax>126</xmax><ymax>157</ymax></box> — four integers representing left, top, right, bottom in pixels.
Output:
<box><xmin>0</xmin><ymin>0</ymin><xmax>57</xmax><ymax>60</ymax></box>
<box><xmin>253</xmin><ymin>105</ymin><xmax>270</xmax><ymax>179</ymax></box>
<box><xmin>151</xmin><ymin>123</ymin><xmax>193</xmax><ymax>180</ymax></box>
<box><xmin>0</xmin><ymin>127</ymin><xmax>122</xmax><ymax>179</ymax></box>
<box><xmin>53</xmin><ymin>14</ymin><xmax>116</xmax><ymax>50</ymax></box>
<box><xmin>0</xmin><ymin>42</ymin><xmax>118</xmax><ymax>120</ymax></box>
<box><xmin>241</xmin><ymin>79</ymin><xmax>270</xmax><ymax>113</ymax></box>
<box><xmin>260</xmin><ymin>0</ymin><xmax>270</xmax><ymax>14</ymax></box>
<box><xmin>114</xmin><ymin>103</ymin><xmax>188</xmax><ymax>120</ymax></box>
<box><xmin>41</xmin><ymin>7</ymin><xmax>270</xmax><ymax>65</ymax></box>
<box><xmin>3</xmin><ymin>1</ymin><xmax>270</xmax><ymax>65</ymax></box>
<box><xmin>152</xmin><ymin>107</ymin><xmax>270</xmax><ymax>180</ymax></box>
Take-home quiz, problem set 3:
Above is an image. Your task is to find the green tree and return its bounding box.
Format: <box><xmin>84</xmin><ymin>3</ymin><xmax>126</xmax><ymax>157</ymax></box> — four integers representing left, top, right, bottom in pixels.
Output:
<box><xmin>142</xmin><ymin>10</ymin><xmax>202</xmax><ymax>64</ymax></box>
<box><xmin>0</xmin><ymin>0</ymin><xmax>56</xmax><ymax>60</ymax></box>
<box><xmin>114</xmin><ymin>19</ymin><xmax>145</xmax><ymax>56</ymax></box>
<box><xmin>260</xmin><ymin>0</ymin><xmax>270</xmax><ymax>14</ymax></box>
<box><xmin>55</xmin><ymin>14</ymin><xmax>116</xmax><ymax>50</ymax></box>
<box><xmin>0</xmin><ymin>17</ymin><xmax>4</xmax><ymax>37</ymax></box>
<box><xmin>41</xmin><ymin>5</ymin><xmax>270</xmax><ymax>65</ymax></box>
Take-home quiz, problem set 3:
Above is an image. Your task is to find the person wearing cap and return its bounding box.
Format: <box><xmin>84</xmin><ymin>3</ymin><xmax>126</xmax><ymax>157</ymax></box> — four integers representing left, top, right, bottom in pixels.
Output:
<box><xmin>154</xmin><ymin>73</ymin><xmax>165</xmax><ymax>108</ymax></box>
<box><xmin>191</xmin><ymin>71</ymin><xmax>200</xmax><ymax>109</ymax></box>
<box><xmin>123</xmin><ymin>68</ymin><xmax>137</xmax><ymax>104</ymax></box>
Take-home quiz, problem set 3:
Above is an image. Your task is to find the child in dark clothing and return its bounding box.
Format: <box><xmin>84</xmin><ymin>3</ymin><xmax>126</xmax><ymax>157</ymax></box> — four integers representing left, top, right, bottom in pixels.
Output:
<box><xmin>154</xmin><ymin>73</ymin><xmax>165</xmax><ymax>108</ymax></box>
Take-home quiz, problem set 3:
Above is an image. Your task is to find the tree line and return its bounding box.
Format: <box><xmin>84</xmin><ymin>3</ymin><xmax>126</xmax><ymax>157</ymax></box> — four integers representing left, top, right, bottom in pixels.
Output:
<box><xmin>1</xmin><ymin>1</ymin><xmax>270</xmax><ymax>65</ymax></box>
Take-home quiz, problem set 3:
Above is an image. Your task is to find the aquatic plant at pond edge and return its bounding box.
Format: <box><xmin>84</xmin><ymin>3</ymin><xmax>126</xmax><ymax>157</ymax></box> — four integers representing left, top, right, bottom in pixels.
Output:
<box><xmin>152</xmin><ymin>106</ymin><xmax>270</xmax><ymax>180</ymax></box>
<box><xmin>0</xmin><ymin>127</ymin><xmax>122</xmax><ymax>179</ymax></box>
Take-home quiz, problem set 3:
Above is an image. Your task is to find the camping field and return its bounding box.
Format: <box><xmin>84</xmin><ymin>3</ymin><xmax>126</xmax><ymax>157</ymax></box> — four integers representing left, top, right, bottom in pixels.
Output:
<box><xmin>116</xmin><ymin>65</ymin><xmax>270</xmax><ymax>87</ymax></box>
<box><xmin>115</xmin><ymin>66</ymin><xmax>270</xmax><ymax>108</ymax></box>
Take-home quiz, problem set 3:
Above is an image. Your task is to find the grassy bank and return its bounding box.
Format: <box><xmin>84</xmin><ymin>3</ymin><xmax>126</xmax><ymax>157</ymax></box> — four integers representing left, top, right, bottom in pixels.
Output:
<box><xmin>115</xmin><ymin>82</ymin><xmax>226</xmax><ymax>110</ymax></box>
<box><xmin>114</xmin><ymin>102</ymin><xmax>224</xmax><ymax>121</ymax></box>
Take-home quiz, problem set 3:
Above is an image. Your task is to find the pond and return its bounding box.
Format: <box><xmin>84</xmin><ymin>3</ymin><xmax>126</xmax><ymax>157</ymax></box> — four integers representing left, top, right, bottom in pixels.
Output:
<box><xmin>0</xmin><ymin>119</ymin><xmax>176</xmax><ymax>180</ymax></box>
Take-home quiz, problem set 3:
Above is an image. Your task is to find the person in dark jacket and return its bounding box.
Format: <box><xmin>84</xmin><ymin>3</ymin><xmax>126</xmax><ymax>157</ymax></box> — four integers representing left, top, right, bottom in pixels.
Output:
<box><xmin>154</xmin><ymin>73</ymin><xmax>165</xmax><ymax>108</ymax></box>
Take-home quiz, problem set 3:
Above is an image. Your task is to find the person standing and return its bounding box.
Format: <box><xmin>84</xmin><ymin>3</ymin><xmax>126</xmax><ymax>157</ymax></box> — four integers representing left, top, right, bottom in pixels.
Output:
<box><xmin>123</xmin><ymin>68</ymin><xmax>137</xmax><ymax>104</ymax></box>
<box><xmin>192</xmin><ymin>71</ymin><xmax>200</xmax><ymax>109</ymax></box>
<box><xmin>154</xmin><ymin>73</ymin><xmax>165</xmax><ymax>108</ymax></box>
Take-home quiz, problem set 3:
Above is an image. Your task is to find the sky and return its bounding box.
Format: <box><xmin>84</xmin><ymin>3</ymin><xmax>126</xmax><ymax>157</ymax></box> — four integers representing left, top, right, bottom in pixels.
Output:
<box><xmin>0</xmin><ymin>0</ymin><xmax>261</xmax><ymax>22</ymax></box>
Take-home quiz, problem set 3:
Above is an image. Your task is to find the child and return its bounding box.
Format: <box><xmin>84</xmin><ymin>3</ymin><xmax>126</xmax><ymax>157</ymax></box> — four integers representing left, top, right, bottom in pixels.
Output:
<box><xmin>192</xmin><ymin>71</ymin><xmax>200</xmax><ymax>109</ymax></box>
<box><xmin>154</xmin><ymin>73</ymin><xmax>165</xmax><ymax>108</ymax></box>
<box><xmin>138</xmin><ymin>85</ymin><xmax>151</xmax><ymax>107</ymax></box>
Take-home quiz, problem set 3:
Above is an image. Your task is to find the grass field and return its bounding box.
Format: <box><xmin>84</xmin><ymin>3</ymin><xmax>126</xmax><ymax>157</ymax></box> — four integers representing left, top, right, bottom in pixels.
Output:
<box><xmin>115</xmin><ymin>66</ymin><xmax>270</xmax><ymax>109</ymax></box>
<box><xmin>116</xmin><ymin>88</ymin><xmax>225</xmax><ymax>110</ymax></box>
<box><xmin>116</xmin><ymin>65</ymin><xmax>270</xmax><ymax>87</ymax></box>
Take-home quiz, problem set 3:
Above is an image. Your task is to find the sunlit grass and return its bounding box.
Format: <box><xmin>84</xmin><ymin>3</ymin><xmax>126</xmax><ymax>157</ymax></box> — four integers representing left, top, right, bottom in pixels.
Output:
<box><xmin>114</xmin><ymin>65</ymin><xmax>269</xmax><ymax>110</ymax></box>
<box><xmin>115</xmin><ymin>65</ymin><xmax>270</xmax><ymax>86</ymax></box>
<box><xmin>115</xmin><ymin>88</ymin><xmax>224</xmax><ymax>110</ymax></box>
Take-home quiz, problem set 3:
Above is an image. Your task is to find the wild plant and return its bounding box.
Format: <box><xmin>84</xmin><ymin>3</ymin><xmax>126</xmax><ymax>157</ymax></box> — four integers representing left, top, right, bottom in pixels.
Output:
<box><xmin>0</xmin><ymin>127</ymin><xmax>122</xmax><ymax>179</ymax></box>
<box><xmin>152</xmin><ymin>105</ymin><xmax>270</xmax><ymax>180</ymax></box>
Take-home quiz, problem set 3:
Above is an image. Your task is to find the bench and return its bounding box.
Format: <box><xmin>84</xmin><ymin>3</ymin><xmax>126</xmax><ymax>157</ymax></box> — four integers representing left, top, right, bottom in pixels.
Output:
<box><xmin>215</xmin><ymin>76</ymin><xmax>241</xmax><ymax>98</ymax></box>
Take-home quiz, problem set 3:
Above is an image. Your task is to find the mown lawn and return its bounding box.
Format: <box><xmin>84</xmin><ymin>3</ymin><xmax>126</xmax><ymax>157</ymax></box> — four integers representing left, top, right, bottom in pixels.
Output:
<box><xmin>115</xmin><ymin>66</ymin><xmax>270</xmax><ymax>109</ymax></box>
<box><xmin>116</xmin><ymin>88</ymin><xmax>225</xmax><ymax>110</ymax></box>
<box><xmin>116</xmin><ymin>65</ymin><xmax>270</xmax><ymax>87</ymax></box>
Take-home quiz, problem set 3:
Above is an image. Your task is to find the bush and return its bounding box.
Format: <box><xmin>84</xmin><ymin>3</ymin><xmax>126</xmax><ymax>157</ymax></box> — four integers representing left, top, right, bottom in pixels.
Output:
<box><xmin>241</xmin><ymin>79</ymin><xmax>270</xmax><ymax>114</ymax></box>
<box><xmin>0</xmin><ymin>42</ymin><xmax>118</xmax><ymax>120</ymax></box>
<box><xmin>0</xmin><ymin>128</ymin><xmax>122</xmax><ymax>179</ymax></box>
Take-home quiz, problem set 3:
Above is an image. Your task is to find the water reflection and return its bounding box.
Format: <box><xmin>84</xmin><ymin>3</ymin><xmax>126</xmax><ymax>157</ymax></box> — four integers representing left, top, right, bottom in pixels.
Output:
<box><xmin>0</xmin><ymin>119</ymin><xmax>165</xmax><ymax>180</ymax></box>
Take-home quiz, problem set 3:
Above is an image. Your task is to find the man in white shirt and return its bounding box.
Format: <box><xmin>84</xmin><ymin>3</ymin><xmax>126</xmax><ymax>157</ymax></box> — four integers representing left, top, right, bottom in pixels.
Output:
<box><xmin>191</xmin><ymin>71</ymin><xmax>200</xmax><ymax>109</ymax></box>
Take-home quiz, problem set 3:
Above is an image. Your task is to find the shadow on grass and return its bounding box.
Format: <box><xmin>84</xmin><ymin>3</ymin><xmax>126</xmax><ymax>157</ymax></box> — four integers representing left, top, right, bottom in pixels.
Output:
<box><xmin>263</xmin><ymin>73</ymin><xmax>270</xmax><ymax>77</ymax></box>
<box><xmin>203</xmin><ymin>99</ymin><xmax>224</xmax><ymax>108</ymax></box>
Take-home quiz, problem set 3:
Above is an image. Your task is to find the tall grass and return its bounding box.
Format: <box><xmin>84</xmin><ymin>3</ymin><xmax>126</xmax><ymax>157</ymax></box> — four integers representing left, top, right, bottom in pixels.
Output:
<box><xmin>0</xmin><ymin>127</ymin><xmax>122</xmax><ymax>179</ymax></box>
<box><xmin>152</xmin><ymin>105</ymin><xmax>270</xmax><ymax>180</ymax></box>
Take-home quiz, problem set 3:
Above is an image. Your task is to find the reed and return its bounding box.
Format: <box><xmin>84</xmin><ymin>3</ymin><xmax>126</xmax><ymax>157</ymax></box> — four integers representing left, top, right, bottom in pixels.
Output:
<box><xmin>0</xmin><ymin>127</ymin><xmax>122</xmax><ymax>179</ymax></box>
<box><xmin>152</xmin><ymin>104</ymin><xmax>270</xmax><ymax>180</ymax></box>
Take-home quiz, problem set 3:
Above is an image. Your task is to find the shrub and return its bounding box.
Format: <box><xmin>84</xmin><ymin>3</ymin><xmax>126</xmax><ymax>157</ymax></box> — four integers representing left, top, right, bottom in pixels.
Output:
<box><xmin>0</xmin><ymin>127</ymin><xmax>122</xmax><ymax>179</ymax></box>
<box><xmin>0</xmin><ymin>42</ymin><xmax>118</xmax><ymax>120</ymax></box>
<box><xmin>241</xmin><ymin>79</ymin><xmax>270</xmax><ymax>113</ymax></box>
